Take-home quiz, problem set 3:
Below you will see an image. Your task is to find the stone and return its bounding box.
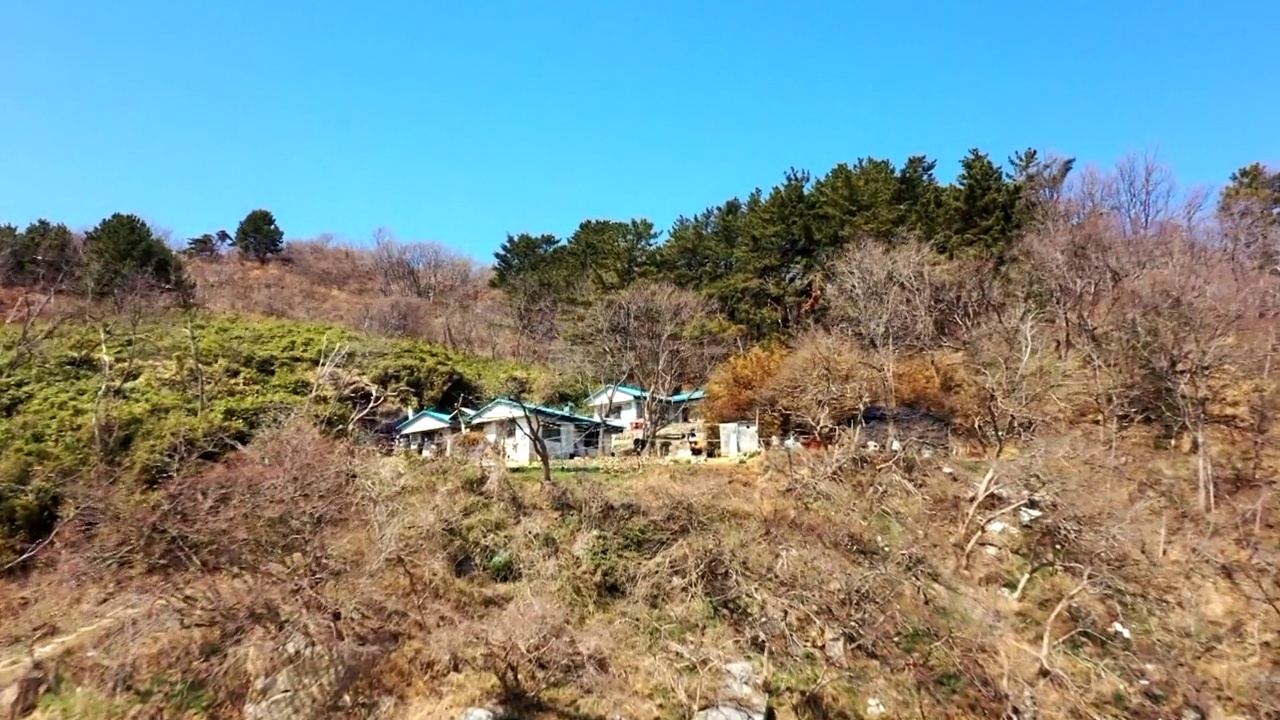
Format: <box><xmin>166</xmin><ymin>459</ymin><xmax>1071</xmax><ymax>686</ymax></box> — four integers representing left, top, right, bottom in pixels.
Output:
<box><xmin>694</xmin><ymin>709</ymin><xmax>758</xmax><ymax>720</ymax></box>
<box><xmin>822</xmin><ymin>628</ymin><xmax>846</xmax><ymax>666</ymax></box>
<box><xmin>460</xmin><ymin>709</ymin><xmax>502</xmax><ymax>720</ymax></box>
<box><xmin>242</xmin><ymin>636</ymin><xmax>361</xmax><ymax>720</ymax></box>
<box><xmin>693</xmin><ymin>660</ymin><xmax>769</xmax><ymax>720</ymax></box>
<box><xmin>0</xmin><ymin>662</ymin><xmax>49</xmax><ymax>720</ymax></box>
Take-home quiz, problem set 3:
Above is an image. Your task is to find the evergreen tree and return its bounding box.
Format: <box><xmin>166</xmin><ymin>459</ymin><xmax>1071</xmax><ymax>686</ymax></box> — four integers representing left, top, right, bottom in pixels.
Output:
<box><xmin>185</xmin><ymin>230</ymin><xmax>232</xmax><ymax>258</ymax></box>
<box><xmin>491</xmin><ymin>232</ymin><xmax>564</xmax><ymax>292</ymax></box>
<box><xmin>82</xmin><ymin>213</ymin><xmax>186</xmax><ymax>296</ymax></box>
<box><xmin>1218</xmin><ymin>162</ymin><xmax>1280</xmax><ymax>270</ymax></box>
<box><xmin>562</xmin><ymin>218</ymin><xmax>660</xmax><ymax>297</ymax></box>
<box><xmin>234</xmin><ymin>209</ymin><xmax>284</xmax><ymax>261</ymax></box>
<box><xmin>21</xmin><ymin>219</ymin><xmax>78</xmax><ymax>282</ymax></box>
<box><xmin>942</xmin><ymin>149</ymin><xmax>1020</xmax><ymax>258</ymax></box>
<box><xmin>0</xmin><ymin>223</ymin><xmax>36</xmax><ymax>284</ymax></box>
<box><xmin>1220</xmin><ymin>162</ymin><xmax>1280</xmax><ymax>219</ymax></box>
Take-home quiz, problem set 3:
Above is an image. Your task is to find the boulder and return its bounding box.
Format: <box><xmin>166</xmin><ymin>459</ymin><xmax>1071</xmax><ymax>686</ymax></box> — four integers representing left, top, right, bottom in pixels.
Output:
<box><xmin>0</xmin><ymin>662</ymin><xmax>49</xmax><ymax>720</ymax></box>
<box><xmin>242</xmin><ymin>636</ymin><xmax>361</xmax><ymax>720</ymax></box>
<box><xmin>693</xmin><ymin>660</ymin><xmax>770</xmax><ymax>720</ymax></box>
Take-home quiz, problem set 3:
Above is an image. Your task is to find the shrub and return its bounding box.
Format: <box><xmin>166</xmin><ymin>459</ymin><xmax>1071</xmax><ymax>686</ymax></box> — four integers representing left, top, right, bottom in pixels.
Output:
<box><xmin>0</xmin><ymin>311</ymin><xmax>540</xmax><ymax>564</ymax></box>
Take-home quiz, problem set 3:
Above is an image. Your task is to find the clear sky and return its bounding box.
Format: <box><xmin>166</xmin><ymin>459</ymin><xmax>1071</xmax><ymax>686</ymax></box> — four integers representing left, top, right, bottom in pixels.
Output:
<box><xmin>2</xmin><ymin>0</ymin><xmax>1276</xmax><ymax>260</ymax></box>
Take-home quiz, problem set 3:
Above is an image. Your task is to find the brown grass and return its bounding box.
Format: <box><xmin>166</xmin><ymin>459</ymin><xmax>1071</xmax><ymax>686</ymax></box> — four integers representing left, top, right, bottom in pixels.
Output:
<box><xmin>1</xmin><ymin>412</ymin><xmax>1276</xmax><ymax>719</ymax></box>
<box><xmin>186</xmin><ymin>240</ymin><xmax>518</xmax><ymax>358</ymax></box>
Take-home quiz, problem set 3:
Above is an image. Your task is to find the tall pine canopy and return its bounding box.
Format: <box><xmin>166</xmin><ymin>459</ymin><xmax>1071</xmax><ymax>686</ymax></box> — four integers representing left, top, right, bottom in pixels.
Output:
<box><xmin>234</xmin><ymin>209</ymin><xmax>285</xmax><ymax>261</ymax></box>
<box><xmin>82</xmin><ymin>213</ymin><xmax>186</xmax><ymax>295</ymax></box>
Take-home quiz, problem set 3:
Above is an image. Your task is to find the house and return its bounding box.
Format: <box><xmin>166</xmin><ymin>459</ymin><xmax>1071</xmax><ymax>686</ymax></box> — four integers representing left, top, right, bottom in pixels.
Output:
<box><xmin>465</xmin><ymin>398</ymin><xmax>625</xmax><ymax>465</ymax></box>
<box><xmin>396</xmin><ymin>407</ymin><xmax>475</xmax><ymax>456</ymax></box>
<box><xmin>666</xmin><ymin>388</ymin><xmax>706</xmax><ymax>423</ymax></box>
<box><xmin>584</xmin><ymin>384</ymin><xmax>707</xmax><ymax>427</ymax></box>
<box><xmin>583</xmin><ymin>385</ymin><xmax>649</xmax><ymax>425</ymax></box>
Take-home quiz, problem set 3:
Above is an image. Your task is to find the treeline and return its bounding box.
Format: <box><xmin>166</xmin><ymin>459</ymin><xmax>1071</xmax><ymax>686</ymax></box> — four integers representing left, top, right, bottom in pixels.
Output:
<box><xmin>0</xmin><ymin>208</ymin><xmax>286</xmax><ymax>297</ymax></box>
<box><xmin>491</xmin><ymin>150</ymin><xmax>1280</xmax><ymax>343</ymax></box>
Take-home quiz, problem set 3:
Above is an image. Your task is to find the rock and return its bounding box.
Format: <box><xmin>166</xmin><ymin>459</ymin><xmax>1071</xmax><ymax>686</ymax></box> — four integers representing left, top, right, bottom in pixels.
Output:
<box><xmin>242</xmin><ymin>636</ymin><xmax>362</xmax><ymax>720</ymax></box>
<box><xmin>459</xmin><ymin>708</ymin><xmax>505</xmax><ymax>720</ymax></box>
<box><xmin>694</xmin><ymin>709</ymin><xmax>758</xmax><ymax>720</ymax></box>
<box><xmin>822</xmin><ymin>628</ymin><xmax>845</xmax><ymax>666</ymax></box>
<box><xmin>693</xmin><ymin>660</ymin><xmax>769</xmax><ymax>720</ymax></box>
<box><xmin>0</xmin><ymin>662</ymin><xmax>49</xmax><ymax>720</ymax></box>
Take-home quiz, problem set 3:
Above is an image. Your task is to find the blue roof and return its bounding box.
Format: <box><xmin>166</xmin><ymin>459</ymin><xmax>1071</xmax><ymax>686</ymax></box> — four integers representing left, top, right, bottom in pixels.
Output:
<box><xmin>590</xmin><ymin>384</ymin><xmax>647</xmax><ymax>399</ymax></box>
<box><xmin>667</xmin><ymin>388</ymin><xmax>706</xmax><ymax>403</ymax></box>
<box><xmin>472</xmin><ymin>398</ymin><xmax>626</xmax><ymax>431</ymax></box>
<box><xmin>592</xmin><ymin>384</ymin><xmax>706</xmax><ymax>403</ymax></box>
<box><xmin>395</xmin><ymin>408</ymin><xmax>458</xmax><ymax>432</ymax></box>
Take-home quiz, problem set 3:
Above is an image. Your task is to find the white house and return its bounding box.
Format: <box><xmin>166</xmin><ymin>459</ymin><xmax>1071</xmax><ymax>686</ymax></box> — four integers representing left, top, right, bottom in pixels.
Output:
<box><xmin>584</xmin><ymin>385</ymin><xmax>649</xmax><ymax>425</ymax></box>
<box><xmin>584</xmin><ymin>384</ymin><xmax>707</xmax><ymax>427</ymax></box>
<box><xmin>465</xmin><ymin>398</ymin><xmax>624</xmax><ymax>465</ymax></box>
<box><xmin>397</xmin><ymin>407</ymin><xmax>476</xmax><ymax>456</ymax></box>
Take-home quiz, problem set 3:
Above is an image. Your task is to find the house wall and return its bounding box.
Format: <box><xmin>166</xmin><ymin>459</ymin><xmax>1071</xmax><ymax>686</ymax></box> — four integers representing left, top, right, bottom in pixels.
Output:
<box><xmin>588</xmin><ymin>389</ymin><xmax>645</xmax><ymax>423</ymax></box>
<box><xmin>405</xmin><ymin>428</ymin><xmax>456</xmax><ymax>456</ymax></box>
<box><xmin>719</xmin><ymin>422</ymin><xmax>760</xmax><ymax>458</ymax></box>
<box><xmin>477</xmin><ymin>418</ymin><xmax>581</xmax><ymax>464</ymax></box>
<box><xmin>591</xmin><ymin>400</ymin><xmax>641</xmax><ymax>423</ymax></box>
<box><xmin>479</xmin><ymin>419</ymin><xmax>529</xmax><ymax>463</ymax></box>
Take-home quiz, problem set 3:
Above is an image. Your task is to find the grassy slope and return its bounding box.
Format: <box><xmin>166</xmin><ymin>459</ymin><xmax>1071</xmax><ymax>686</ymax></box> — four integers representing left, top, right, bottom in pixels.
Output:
<box><xmin>0</xmin><ymin>307</ymin><xmax>1275</xmax><ymax>719</ymax></box>
<box><xmin>3</xmin><ymin>428</ymin><xmax>1275</xmax><ymax>720</ymax></box>
<box><xmin>0</xmin><ymin>312</ymin><xmax>546</xmax><ymax>560</ymax></box>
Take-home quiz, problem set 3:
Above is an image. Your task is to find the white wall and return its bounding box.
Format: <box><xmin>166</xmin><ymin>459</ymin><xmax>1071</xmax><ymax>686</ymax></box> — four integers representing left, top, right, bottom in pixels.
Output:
<box><xmin>588</xmin><ymin>390</ymin><xmax>644</xmax><ymax>424</ymax></box>
<box><xmin>476</xmin><ymin>418</ymin><xmax>581</xmax><ymax>464</ymax></box>
<box><xmin>719</xmin><ymin>422</ymin><xmax>760</xmax><ymax>457</ymax></box>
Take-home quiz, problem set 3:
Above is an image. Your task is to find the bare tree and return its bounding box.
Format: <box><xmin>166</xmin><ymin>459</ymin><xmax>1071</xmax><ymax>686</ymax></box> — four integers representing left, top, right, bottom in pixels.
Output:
<box><xmin>486</xmin><ymin>375</ymin><xmax>556</xmax><ymax>485</ymax></box>
<box><xmin>571</xmin><ymin>282</ymin><xmax>726</xmax><ymax>454</ymax></box>
<box><xmin>368</xmin><ymin>230</ymin><xmax>483</xmax><ymax>349</ymax></box>
<box><xmin>1108</xmin><ymin>233</ymin><xmax>1275</xmax><ymax>512</ymax></box>
<box><xmin>1109</xmin><ymin>149</ymin><xmax>1179</xmax><ymax>238</ymax></box>
<box><xmin>824</xmin><ymin>239</ymin><xmax>940</xmax><ymax>352</ymax></box>
<box><xmin>759</xmin><ymin>331</ymin><xmax>883</xmax><ymax>443</ymax></box>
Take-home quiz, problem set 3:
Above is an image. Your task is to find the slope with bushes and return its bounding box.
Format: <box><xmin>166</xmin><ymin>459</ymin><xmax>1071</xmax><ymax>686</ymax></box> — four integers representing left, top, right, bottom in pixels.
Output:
<box><xmin>1</xmin><ymin>419</ymin><xmax>1275</xmax><ymax>719</ymax></box>
<box><xmin>0</xmin><ymin>312</ymin><xmax>549</xmax><ymax>563</ymax></box>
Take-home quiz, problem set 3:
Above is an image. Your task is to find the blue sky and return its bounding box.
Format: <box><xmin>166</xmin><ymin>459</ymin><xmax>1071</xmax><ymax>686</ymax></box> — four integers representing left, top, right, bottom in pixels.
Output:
<box><xmin>2</xmin><ymin>0</ymin><xmax>1276</xmax><ymax>261</ymax></box>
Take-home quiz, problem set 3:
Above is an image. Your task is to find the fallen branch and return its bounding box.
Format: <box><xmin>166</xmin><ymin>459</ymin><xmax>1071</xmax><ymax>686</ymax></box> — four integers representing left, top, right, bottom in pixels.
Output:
<box><xmin>1036</xmin><ymin>568</ymin><xmax>1093</xmax><ymax>678</ymax></box>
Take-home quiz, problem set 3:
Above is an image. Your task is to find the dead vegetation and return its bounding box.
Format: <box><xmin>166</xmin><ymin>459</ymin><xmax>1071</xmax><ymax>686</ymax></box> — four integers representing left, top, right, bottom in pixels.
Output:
<box><xmin>187</xmin><ymin>237</ymin><xmax>518</xmax><ymax>360</ymax></box>
<box><xmin>0</xmin><ymin>404</ymin><xmax>1275</xmax><ymax>718</ymax></box>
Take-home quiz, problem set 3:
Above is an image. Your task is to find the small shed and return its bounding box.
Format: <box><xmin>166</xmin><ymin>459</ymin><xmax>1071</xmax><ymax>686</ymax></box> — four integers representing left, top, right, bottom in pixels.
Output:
<box><xmin>718</xmin><ymin>422</ymin><xmax>761</xmax><ymax>458</ymax></box>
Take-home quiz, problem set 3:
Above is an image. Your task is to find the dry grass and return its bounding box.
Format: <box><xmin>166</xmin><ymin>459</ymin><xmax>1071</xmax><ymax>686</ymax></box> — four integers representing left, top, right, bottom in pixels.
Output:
<box><xmin>186</xmin><ymin>240</ymin><xmax>520</xmax><ymax>359</ymax></box>
<box><xmin>1</xmin><ymin>412</ymin><xmax>1276</xmax><ymax>719</ymax></box>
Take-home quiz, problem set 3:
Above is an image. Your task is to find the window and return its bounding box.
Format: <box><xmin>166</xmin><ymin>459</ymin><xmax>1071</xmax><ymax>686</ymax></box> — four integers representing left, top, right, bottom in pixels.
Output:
<box><xmin>539</xmin><ymin>422</ymin><xmax>562</xmax><ymax>442</ymax></box>
<box><xmin>503</xmin><ymin>422</ymin><xmax>517</xmax><ymax>439</ymax></box>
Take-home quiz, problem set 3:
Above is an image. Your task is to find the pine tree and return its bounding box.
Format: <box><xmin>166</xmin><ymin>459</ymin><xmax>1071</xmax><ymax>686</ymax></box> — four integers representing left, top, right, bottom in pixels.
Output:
<box><xmin>234</xmin><ymin>209</ymin><xmax>285</xmax><ymax>261</ymax></box>
<box><xmin>82</xmin><ymin>213</ymin><xmax>186</xmax><ymax>295</ymax></box>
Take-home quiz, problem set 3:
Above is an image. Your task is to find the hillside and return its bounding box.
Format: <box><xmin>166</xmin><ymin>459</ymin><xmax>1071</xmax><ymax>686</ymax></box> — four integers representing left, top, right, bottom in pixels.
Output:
<box><xmin>0</xmin><ymin>311</ymin><xmax>546</xmax><ymax>562</ymax></box>
<box><xmin>1</xmin><ymin>413</ymin><xmax>1275</xmax><ymax>719</ymax></box>
<box><xmin>2</xmin><ymin>153</ymin><xmax>1279</xmax><ymax>719</ymax></box>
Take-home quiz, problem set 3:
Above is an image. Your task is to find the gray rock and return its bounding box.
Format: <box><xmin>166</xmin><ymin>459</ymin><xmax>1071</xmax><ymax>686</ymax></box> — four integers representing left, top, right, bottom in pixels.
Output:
<box><xmin>693</xmin><ymin>660</ymin><xmax>769</xmax><ymax>720</ymax></box>
<box><xmin>460</xmin><ymin>708</ymin><xmax>510</xmax><ymax>720</ymax></box>
<box><xmin>0</xmin><ymin>662</ymin><xmax>49</xmax><ymax>720</ymax></box>
<box><xmin>693</xmin><ymin>708</ymin><xmax>759</xmax><ymax>720</ymax></box>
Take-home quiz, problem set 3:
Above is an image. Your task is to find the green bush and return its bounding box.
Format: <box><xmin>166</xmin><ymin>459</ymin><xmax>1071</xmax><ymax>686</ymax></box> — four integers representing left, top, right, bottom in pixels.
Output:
<box><xmin>0</xmin><ymin>311</ymin><xmax>543</xmax><ymax>564</ymax></box>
